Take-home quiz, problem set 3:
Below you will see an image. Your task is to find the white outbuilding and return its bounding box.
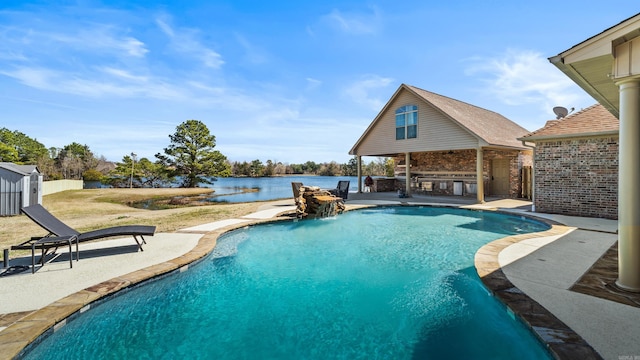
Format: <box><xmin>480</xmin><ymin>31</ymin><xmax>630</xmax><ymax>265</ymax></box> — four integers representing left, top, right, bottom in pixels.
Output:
<box><xmin>0</xmin><ymin>162</ymin><xmax>42</xmax><ymax>216</ymax></box>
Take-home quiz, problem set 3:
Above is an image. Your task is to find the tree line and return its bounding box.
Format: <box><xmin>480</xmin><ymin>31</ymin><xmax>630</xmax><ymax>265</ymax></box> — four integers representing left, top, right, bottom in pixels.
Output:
<box><xmin>1</xmin><ymin>121</ymin><xmax>393</xmax><ymax>188</ymax></box>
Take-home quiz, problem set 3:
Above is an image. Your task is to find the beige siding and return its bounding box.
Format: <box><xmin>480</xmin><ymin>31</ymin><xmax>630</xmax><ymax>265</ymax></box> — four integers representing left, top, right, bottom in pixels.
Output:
<box><xmin>355</xmin><ymin>89</ymin><xmax>480</xmax><ymax>156</ymax></box>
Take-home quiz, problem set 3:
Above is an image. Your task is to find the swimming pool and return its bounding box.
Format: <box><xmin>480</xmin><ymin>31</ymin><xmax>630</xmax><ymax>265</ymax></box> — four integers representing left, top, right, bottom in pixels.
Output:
<box><xmin>24</xmin><ymin>207</ymin><xmax>552</xmax><ymax>359</ymax></box>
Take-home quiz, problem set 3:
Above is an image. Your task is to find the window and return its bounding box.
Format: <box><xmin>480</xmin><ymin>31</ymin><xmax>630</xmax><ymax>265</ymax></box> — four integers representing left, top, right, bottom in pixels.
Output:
<box><xmin>395</xmin><ymin>105</ymin><xmax>418</xmax><ymax>140</ymax></box>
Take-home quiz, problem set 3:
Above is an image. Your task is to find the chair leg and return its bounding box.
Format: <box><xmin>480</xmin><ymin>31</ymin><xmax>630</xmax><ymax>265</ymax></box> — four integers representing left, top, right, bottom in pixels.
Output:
<box><xmin>31</xmin><ymin>244</ymin><xmax>36</xmax><ymax>274</ymax></box>
<box><xmin>67</xmin><ymin>239</ymin><xmax>73</xmax><ymax>269</ymax></box>
<box><xmin>134</xmin><ymin>236</ymin><xmax>144</xmax><ymax>252</ymax></box>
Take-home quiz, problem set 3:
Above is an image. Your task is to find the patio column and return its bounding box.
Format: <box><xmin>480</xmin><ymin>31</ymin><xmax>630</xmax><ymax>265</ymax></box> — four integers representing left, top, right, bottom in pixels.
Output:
<box><xmin>616</xmin><ymin>78</ymin><xmax>640</xmax><ymax>292</ymax></box>
<box><xmin>357</xmin><ymin>156</ymin><xmax>362</xmax><ymax>193</ymax></box>
<box><xmin>476</xmin><ymin>147</ymin><xmax>485</xmax><ymax>203</ymax></box>
<box><xmin>405</xmin><ymin>152</ymin><xmax>411</xmax><ymax>196</ymax></box>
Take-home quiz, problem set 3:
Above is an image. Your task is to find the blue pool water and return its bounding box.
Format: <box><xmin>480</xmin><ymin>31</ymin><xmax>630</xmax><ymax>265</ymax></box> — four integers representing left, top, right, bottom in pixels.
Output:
<box><xmin>25</xmin><ymin>207</ymin><xmax>552</xmax><ymax>359</ymax></box>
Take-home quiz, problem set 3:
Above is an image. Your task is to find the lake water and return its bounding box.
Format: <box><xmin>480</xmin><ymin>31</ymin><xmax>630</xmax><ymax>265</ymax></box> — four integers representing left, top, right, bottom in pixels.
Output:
<box><xmin>201</xmin><ymin>175</ymin><xmax>360</xmax><ymax>203</ymax></box>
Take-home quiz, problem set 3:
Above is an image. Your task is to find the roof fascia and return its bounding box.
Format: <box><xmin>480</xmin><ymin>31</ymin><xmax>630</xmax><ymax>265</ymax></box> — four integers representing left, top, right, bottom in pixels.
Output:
<box><xmin>549</xmin><ymin>14</ymin><xmax>640</xmax><ymax>118</ymax></box>
<box><xmin>482</xmin><ymin>144</ymin><xmax>529</xmax><ymax>151</ymax></box>
<box><xmin>556</xmin><ymin>13</ymin><xmax>640</xmax><ymax>64</ymax></box>
<box><xmin>549</xmin><ymin>55</ymin><xmax>619</xmax><ymax>117</ymax></box>
<box><xmin>349</xmin><ymin>84</ymin><xmax>407</xmax><ymax>155</ymax></box>
<box><xmin>518</xmin><ymin>130</ymin><xmax>619</xmax><ymax>142</ymax></box>
<box><xmin>403</xmin><ymin>86</ymin><xmax>485</xmax><ymax>145</ymax></box>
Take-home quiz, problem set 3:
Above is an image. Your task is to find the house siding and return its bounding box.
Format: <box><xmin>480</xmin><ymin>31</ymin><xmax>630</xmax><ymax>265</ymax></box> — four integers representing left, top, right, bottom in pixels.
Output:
<box><xmin>356</xmin><ymin>89</ymin><xmax>479</xmax><ymax>156</ymax></box>
<box><xmin>0</xmin><ymin>168</ymin><xmax>24</xmax><ymax>216</ymax></box>
<box><xmin>534</xmin><ymin>136</ymin><xmax>618</xmax><ymax>219</ymax></box>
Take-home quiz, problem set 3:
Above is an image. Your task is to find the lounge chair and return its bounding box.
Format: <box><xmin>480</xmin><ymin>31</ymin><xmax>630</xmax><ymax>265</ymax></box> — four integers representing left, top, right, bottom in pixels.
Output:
<box><xmin>329</xmin><ymin>180</ymin><xmax>350</xmax><ymax>200</ymax></box>
<box><xmin>13</xmin><ymin>204</ymin><xmax>156</xmax><ymax>265</ymax></box>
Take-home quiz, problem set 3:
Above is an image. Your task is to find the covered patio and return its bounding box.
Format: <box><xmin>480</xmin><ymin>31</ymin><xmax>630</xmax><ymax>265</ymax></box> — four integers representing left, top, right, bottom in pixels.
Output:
<box><xmin>349</xmin><ymin>84</ymin><xmax>532</xmax><ymax>203</ymax></box>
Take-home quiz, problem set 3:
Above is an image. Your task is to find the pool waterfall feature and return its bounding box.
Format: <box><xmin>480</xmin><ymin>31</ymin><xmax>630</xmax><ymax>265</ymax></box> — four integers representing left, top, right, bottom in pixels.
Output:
<box><xmin>295</xmin><ymin>185</ymin><xmax>345</xmax><ymax>218</ymax></box>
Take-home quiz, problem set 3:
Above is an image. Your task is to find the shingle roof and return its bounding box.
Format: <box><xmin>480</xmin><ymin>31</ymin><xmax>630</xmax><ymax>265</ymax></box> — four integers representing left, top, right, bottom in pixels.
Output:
<box><xmin>519</xmin><ymin>104</ymin><xmax>619</xmax><ymax>141</ymax></box>
<box><xmin>0</xmin><ymin>162</ymin><xmax>39</xmax><ymax>175</ymax></box>
<box><xmin>405</xmin><ymin>84</ymin><xmax>530</xmax><ymax>149</ymax></box>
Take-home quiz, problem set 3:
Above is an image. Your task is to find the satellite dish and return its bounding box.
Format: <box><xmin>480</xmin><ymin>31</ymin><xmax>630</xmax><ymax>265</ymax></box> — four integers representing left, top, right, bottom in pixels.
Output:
<box><xmin>553</xmin><ymin>106</ymin><xmax>568</xmax><ymax>119</ymax></box>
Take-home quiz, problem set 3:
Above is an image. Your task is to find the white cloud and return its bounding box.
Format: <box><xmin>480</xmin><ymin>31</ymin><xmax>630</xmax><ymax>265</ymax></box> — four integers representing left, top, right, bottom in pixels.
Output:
<box><xmin>0</xmin><ymin>67</ymin><xmax>56</xmax><ymax>89</ymax></box>
<box><xmin>342</xmin><ymin>74</ymin><xmax>394</xmax><ymax>111</ymax></box>
<box><xmin>235</xmin><ymin>33</ymin><xmax>268</xmax><ymax>64</ymax></box>
<box><xmin>321</xmin><ymin>7</ymin><xmax>382</xmax><ymax>35</ymax></box>
<box><xmin>0</xmin><ymin>65</ymin><xmax>190</xmax><ymax>100</ymax></box>
<box><xmin>100</xmin><ymin>67</ymin><xmax>149</xmax><ymax>83</ymax></box>
<box><xmin>155</xmin><ymin>17</ymin><xmax>175</xmax><ymax>37</ymax></box>
<box><xmin>305</xmin><ymin>77</ymin><xmax>322</xmax><ymax>90</ymax></box>
<box><xmin>464</xmin><ymin>49</ymin><xmax>593</xmax><ymax>111</ymax></box>
<box><xmin>0</xmin><ymin>50</ymin><xmax>28</xmax><ymax>61</ymax></box>
<box><xmin>1</xmin><ymin>24</ymin><xmax>149</xmax><ymax>59</ymax></box>
<box><xmin>155</xmin><ymin>15</ymin><xmax>224</xmax><ymax>69</ymax></box>
<box><xmin>120</xmin><ymin>37</ymin><xmax>148</xmax><ymax>57</ymax></box>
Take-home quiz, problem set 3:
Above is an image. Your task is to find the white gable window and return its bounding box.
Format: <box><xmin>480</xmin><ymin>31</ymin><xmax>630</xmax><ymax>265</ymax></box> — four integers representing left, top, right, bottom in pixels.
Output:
<box><xmin>395</xmin><ymin>105</ymin><xmax>418</xmax><ymax>140</ymax></box>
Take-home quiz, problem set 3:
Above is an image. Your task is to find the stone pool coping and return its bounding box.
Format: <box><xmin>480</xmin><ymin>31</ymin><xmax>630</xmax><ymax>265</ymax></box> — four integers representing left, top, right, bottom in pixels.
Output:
<box><xmin>0</xmin><ymin>204</ymin><xmax>600</xmax><ymax>359</ymax></box>
<box><xmin>474</xmin><ymin>222</ymin><xmax>602</xmax><ymax>360</ymax></box>
<box><xmin>0</xmin><ymin>216</ymin><xmax>289</xmax><ymax>359</ymax></box>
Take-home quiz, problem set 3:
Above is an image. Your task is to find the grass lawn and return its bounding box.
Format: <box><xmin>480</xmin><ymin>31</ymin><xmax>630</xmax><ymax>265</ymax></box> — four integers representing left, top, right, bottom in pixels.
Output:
<box><xmin>0</xmin><ymin>188</ymin><xmax>266</xmax><ymax>258</ymax></box>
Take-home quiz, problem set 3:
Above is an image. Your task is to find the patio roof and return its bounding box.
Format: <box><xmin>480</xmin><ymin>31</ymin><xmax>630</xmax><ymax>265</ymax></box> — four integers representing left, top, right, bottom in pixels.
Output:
<box><xmin>549</xmin><ymin>13</ymin><xmax>640</xmax><ymax>118</ymax></box>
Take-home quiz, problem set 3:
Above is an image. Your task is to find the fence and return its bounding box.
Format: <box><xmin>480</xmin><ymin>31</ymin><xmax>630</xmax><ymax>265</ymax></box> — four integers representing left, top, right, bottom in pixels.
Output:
<box><xmin>42</xmin><ymin>180</ymin><xmax>84</xmax><ymax>195</ymax></box>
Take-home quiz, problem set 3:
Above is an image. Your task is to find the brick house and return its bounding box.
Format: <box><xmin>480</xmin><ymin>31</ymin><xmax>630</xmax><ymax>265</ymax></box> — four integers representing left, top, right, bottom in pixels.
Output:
<box><xmin>519</xmin><ymin>104</ymin><xmax>619</xmax><ymax>219</ymax></box>
<box><xmin>548</xmin><ymin>12</ymin><xmax>640</xmax><ymax>291</ymax></box>
<box><xmin>349</xmin><ymin>84</ymin><xmax>532</xmax><ymax>201</ymax></box>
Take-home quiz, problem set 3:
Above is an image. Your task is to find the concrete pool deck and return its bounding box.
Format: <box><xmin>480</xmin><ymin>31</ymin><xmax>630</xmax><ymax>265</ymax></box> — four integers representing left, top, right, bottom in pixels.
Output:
<box><xmin>0</xmin><ymin>193</ymin><xmax>637</xmax><ymax>359</ymax></box>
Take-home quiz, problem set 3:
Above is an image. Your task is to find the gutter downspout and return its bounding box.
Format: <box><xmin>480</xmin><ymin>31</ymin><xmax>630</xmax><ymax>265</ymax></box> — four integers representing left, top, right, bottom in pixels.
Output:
<box><xmin>521</xmin><ymin>141</ymin><xmax>535</xmax><ymax>212</ymax></box>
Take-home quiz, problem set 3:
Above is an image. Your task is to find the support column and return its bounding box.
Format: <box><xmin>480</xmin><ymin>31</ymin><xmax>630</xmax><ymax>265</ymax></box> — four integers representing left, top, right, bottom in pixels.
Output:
<box><xmin>616</xmin><ymin>78</ymin><xmax>640</xmax><ymax>292</ymax></box>
<box><xmin>405</xmin><ymin>152</ymin><xmax>411</xmax><ymax>196</ymax></box>
<box><xmin>476</xmin><ymin>147</ymin><xmax>485</xmax><ymax>203</ymax></box>
<box><xmin>357</xmin><ymin>156</ymin><xmax>362</xmax><ymax>193</ymax></box>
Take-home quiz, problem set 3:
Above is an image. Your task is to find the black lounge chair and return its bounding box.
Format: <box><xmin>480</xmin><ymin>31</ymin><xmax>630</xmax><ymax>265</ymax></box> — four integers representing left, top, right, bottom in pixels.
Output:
<box><xmin>13</xmin><ymin>204</ymin><xmax>156</xmax><ymax>266</ymax></box>
<box><xmin>329</xmin><ymin>180</ymin><xmax>350</xmax><ymax>200</ymax></box>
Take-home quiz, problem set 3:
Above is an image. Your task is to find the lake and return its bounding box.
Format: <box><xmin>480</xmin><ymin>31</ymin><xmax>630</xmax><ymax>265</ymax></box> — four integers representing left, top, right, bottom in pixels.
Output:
<box><xmin>201</xmin><ymin>176</ymin><xmax>360</xmax><ymax>203</ymax></box>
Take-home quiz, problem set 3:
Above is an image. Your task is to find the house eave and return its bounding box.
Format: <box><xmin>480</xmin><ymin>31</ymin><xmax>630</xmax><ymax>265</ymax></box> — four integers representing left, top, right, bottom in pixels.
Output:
<box><xmin>519</xmin><ymin>130</ymin><xmax>619</xmax><ymax>142</ymax></box>
<box><xmin>549</xmin><ymin>13</ymin><xmax>640</xmax><ymax>118</ymax></box>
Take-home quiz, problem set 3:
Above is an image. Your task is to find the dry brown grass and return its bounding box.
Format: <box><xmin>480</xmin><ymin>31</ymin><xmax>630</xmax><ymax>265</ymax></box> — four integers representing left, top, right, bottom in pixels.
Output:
<box><xmin>0</xmin><ymin>188</ymin><xmax>265</xmax><ymax>256</ymax></box>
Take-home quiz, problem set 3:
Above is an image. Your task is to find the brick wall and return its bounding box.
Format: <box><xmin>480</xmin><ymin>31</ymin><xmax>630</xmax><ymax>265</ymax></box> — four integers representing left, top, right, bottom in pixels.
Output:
<box><xmin>393</xmin><ymin>149</ymin><xmax>530</xmax><ymax>198</ymax></box>
<box><xmin>534</xmin><ymin>136</ymin><xmax>618</xmax><ymax>219</ymax></box>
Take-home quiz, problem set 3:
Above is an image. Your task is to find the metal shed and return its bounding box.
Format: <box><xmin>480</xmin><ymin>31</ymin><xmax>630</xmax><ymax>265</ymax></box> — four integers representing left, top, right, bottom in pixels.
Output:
<box><xmin>0</xmin><ymin>162</ymin><xmax>42</xmax><ymax>216</ymax></box>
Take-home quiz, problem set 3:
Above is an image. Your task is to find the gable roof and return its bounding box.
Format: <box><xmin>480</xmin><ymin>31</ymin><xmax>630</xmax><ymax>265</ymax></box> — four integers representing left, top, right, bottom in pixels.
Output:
<box><xmin>0</xmin><ymin>162</ymin><xmax>40</xmax><ymax>176</ymax></box>
<box><xmin>349</xmin><ymin>84</ymin><xmax>529</xmax><ymax>155</ymax></box>
<box><xmin>519</xmin><ymin>104</ymin><xmax>619</xmax><ymax>141</ymax></box>
<box><xmin>405</xmin><ymin>85</ymin><xmax>530</xmax><ymax>148</ymax></box>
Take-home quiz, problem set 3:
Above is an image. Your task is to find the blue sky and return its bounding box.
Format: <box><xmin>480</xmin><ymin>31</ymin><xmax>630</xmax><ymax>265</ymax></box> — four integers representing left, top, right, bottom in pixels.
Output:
<box><xmin>0</xmin><ymin>1</ymin><xmax>637</xmax><ymax>164</ymax></box>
